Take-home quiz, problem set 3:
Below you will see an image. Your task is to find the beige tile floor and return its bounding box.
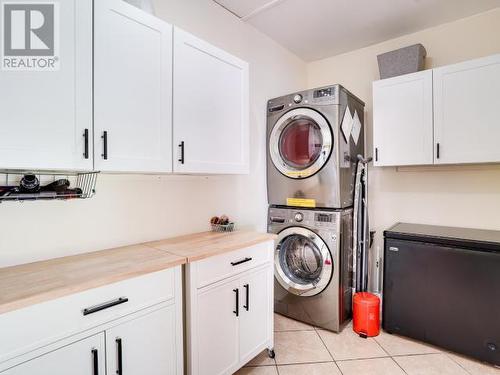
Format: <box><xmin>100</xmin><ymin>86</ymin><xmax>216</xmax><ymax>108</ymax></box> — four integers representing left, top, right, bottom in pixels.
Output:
<box><xmin>235</xmin><ymin>313</ymin><xmax>500</xmax><ymax>375</ymax></box>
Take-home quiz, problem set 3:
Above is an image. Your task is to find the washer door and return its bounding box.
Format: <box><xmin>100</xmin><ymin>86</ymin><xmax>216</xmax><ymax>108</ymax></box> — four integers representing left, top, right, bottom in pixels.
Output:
<box><xmin>269</xmin><ymin>108</ymin><xmax>333</xmax><ymax>179</ymax></box>
<box><xmin>275</xmin><ymin>227</ymin><xmax>333</xmax><ymax>297</ymax></box>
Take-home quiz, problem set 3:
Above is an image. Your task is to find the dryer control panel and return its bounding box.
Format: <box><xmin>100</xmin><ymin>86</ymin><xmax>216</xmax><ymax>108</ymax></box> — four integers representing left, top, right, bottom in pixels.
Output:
<box><xmin>267</xmin><ymin>85</ymin><xmax>341</xmax><ymax>113</ymax></box>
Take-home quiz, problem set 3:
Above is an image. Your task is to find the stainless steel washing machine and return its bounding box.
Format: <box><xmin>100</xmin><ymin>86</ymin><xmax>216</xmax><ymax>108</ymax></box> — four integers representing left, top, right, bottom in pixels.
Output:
<box><xmin>267</xmin><ymin>85</ymin><xmax>365</xmax><ymax>208</ymax></box>
<box><xmin>268</xmin><ymin>206</ymin><xmax>353</xmax><ymax>332</ymax></box>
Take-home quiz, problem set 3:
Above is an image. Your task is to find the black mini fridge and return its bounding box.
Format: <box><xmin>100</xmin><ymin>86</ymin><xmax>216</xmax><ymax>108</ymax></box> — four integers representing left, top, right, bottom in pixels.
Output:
<box><xmin>383</xmin><ymin>223</ymin><xmax>500</xmax><ymax>366</ymax></box>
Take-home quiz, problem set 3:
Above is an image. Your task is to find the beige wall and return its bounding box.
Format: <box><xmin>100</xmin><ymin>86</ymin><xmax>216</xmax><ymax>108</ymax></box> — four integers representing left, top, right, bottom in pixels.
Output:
<box><xmin>307</xmin><ymin>8</ymin><xmax>500</xmax><ymax>291</ymax></box>
<box><xmin>0</xmin><ymin>0</ymin><xmax>306</xmax><ymax>267</ymax></box>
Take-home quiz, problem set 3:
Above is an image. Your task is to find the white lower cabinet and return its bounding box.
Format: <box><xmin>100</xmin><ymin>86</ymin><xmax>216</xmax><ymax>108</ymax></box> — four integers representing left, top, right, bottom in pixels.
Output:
<box><xmin>2</xmin><ymin>334</ymin><xmax>105</xmax><ymax>375</ymax></box>
<box><xmin>186</xmin><ymin>242</ymin><xmax>274</xmax><ymax>375</ymax></box>
<box><xmin>0</xmin><ymin>268</ymin><xmax>183</xmax><ymax>375</ymax></box>
<box><xmin>197</xmin><ymin>279</ymin><xmax>240</xmax><ymax>375</ymax></box>
<box><xmin>239</xmin><ymin>267</ymin><xmax>272</xmax><ymax>364</ymax></box>
<box><xmin>106</xmin><ymin>306</ymin><xmax>178</xmax><ymax>375</ymax></box>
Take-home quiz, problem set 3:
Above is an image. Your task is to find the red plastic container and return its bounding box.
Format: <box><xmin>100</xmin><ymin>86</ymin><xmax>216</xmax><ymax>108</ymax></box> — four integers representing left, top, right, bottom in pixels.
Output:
<box><xmin>353</xmin><ymin>292</ymin><xmax>380</xmax><ymax>338</ymax></box>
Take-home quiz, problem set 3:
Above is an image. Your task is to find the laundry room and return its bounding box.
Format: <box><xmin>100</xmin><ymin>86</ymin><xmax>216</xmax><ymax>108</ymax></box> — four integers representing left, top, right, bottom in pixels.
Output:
<box><xmin>0</xmin><ymin>1</ymin><xmax>499</xmax><ymax>375</ymax></box>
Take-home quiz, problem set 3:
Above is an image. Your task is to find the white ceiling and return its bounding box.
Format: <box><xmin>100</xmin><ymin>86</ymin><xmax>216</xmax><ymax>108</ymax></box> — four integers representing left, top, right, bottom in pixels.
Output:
<box><xmin>213</xmin><ymin>0</ymin><xmax>500</xmax><ymax>61</ymax></box>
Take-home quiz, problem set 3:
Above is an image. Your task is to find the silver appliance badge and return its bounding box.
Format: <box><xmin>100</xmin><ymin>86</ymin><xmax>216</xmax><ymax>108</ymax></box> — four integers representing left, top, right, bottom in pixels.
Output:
<box><xmin>2</xmin><ymin>2</ymin><xmax>60</xmax><ymax>71</ymax></box>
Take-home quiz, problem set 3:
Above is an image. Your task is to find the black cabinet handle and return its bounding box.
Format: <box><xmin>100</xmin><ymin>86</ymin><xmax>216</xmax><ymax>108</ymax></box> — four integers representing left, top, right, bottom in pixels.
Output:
<box><xmin>375</xmin><ymin>147</ymin><xmax>379</xmax><ymax>162</ymax></box>
<box><xmin>92</xmin><ymin>349</ymin><xmax>99</xmax><ymax>375</ymax></box>
<box><xmin>83</xmin><ymin>297</ymin><xmax>128</xmax><ymax>316</ymax></box>
<box><xmin>116</xmin><ymin>338</ymin><xmax>123</xmax><ymax>375</ymax></box>
<box><xmin>243</xmin><ymin>284</ymin><xmax>249</xmax><ymax>311</ymax></box>
<box><xmin>102</xmin><ymin>131</ymin><xmax>108</xmax><ymax>160</ymax></box>
<box><xmin>83</xmin><ymin>129</ymin><xmax>89</xmax><ymax>159</ymax></box>
<box><xmin>233</xmin><ymin>288</ymin><xmax>239</xmax><ymax>317</ymax></box>
<box><xmin>178</xmin><ymin>141</ymin><xmax>185</xmax><ymax>164</ymax></box>
<box><xmin>231</xmin><ymin>257</ymin><xmax>252</xmax><ymax>266</ymax></box>
<box><xmin>436</xmin><ymin>143</ymin><xmax>440</xmax><ymax>159</ymax></box>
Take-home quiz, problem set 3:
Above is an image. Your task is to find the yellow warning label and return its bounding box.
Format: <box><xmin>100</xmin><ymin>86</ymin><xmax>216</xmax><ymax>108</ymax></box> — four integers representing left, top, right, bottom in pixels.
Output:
<box><xmin>286</xmin><ymin>198</ymin><xmax>316</xmax><ymax>208</ymax></box>
<box><xmin>286</xmin><ymin>171</ymin><xmax>304</xmax><ymax>177</ymax></box>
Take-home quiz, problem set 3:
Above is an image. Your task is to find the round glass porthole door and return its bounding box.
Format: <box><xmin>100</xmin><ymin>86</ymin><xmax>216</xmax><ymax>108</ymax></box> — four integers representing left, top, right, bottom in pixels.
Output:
<box><xmin>270</xmin><ymin>108</ymin><xmax>332</xmax><ymax>179</ymax></box>
<box><xmin>275</xmin><ymin>227</ymin><xmax>333</xmax><ymax>297</ymax></box>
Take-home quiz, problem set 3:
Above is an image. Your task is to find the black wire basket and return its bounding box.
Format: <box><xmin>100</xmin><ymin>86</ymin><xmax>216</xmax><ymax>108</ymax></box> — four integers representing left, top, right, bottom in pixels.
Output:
<box><xmin>0</xmin><ymin>171</ymin><xmax>99</xmax><ymax>203</ymax></box>
<box><xmin>210</xmin><ymin>222</ymin><xmax>235</xmax><ymax>233</ymax></box>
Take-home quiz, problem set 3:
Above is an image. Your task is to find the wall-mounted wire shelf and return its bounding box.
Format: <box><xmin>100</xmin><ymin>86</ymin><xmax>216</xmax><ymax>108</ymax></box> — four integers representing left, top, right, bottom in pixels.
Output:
<box><xmin>0</xmin><ymin>171</ymin><xmax>99</xmax><ymax>203</ymax></box>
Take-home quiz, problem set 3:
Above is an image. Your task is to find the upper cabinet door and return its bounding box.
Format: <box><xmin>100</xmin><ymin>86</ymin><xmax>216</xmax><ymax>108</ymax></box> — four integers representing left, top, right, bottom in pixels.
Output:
<box><xmin>433</xmin><ymin>54</ymin><xmax>500</xmax><ymax>164</ymax></box>
<box><xmin>372</xmin><ymin>70</ymin><xmax>434</xmax><ymax>166</ymax></box>
<box><xmin>94</xmin><ymin>0</ymin><xmax>173</xmax><ymax>173</ymax></box>
<box><xmin>0</xmin><ymin>0</ymin><xmax>92</xmax><ymax>171</ymax></box>
<box><xmin>173</xmin><ymin>28</ymin><xmax>249</xmax><ymax>174</ymax></box>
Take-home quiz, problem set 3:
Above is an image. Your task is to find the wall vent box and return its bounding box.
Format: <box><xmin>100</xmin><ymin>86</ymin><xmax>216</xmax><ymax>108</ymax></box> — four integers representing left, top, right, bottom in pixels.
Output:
<box><xmin>377</xmin><ymin>44</ymin><xmax>427</xmax><ymax>79</ymax></box>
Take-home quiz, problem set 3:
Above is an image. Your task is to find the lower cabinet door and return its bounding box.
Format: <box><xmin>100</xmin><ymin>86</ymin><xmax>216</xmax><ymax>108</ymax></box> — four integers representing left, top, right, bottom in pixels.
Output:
<box><xmin>196</xmin><ymin>278</ymin><xmax>240</xmax><ymax>375</ymax></box>
<box><xmin>2</xmin><ymin>333</ymin><xmax>105</xmax><ymax>375</ymax></box>
<box><xmin>239</xmin><ymin>266</ymin><xmax>272</xmax><ymax>362</ymax></box>
<box><xmin>106</xmin><ymin>306</ymin><xmax>178</xmax><ymax>375</ymax></box>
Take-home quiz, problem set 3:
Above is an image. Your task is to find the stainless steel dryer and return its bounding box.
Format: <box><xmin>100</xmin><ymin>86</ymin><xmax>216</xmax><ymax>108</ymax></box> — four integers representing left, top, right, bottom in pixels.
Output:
<box><xmin>268</xmin><ymin>206</ymin><xmax>353</xmax><ymax>332</ymax></box>
<box><xmin>267</xmin><ymin>85</ymin><xmax>365</xmax><ymax>208</ymax></box>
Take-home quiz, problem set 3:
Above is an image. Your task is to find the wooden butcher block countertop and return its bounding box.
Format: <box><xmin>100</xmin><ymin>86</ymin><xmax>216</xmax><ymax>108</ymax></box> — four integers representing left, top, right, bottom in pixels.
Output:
<box><xmin>0</xmin><ymin>231</ymin><xmax>274</xmax><ymax>314</ymax></box>
<box><xmin>148</xmin><ymin>231</ymin><xmax>276</xmax><ymax>262</ymax></box>
<box><xmin>0</xmin><ymin>244</ymin><xmax>185</xmax><ymax>315</ymax></box>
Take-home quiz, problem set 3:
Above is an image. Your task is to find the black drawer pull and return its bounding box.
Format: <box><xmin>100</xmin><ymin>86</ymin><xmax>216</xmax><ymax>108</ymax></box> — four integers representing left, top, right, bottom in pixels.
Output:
<box><xmin>116</xmin><ymin>338</ymin><xmax>123</xmax><ymax>375</ymax></box>
<box><xmin>233</xmin><ymin>288</ymin><xmax>239</xmax><ymax>317</ymax></box>
<box><xmin>83</xmin><ymin>128</ymin><xmax>89</xmax><ymax>159</ymax></box>
<box><xmin>92</xmin><ymin>349</ymin><xmax>99</xmax><ymax>375</ymax></box>
<box><xmin>102</xmin><ymin>131</ymin><xmax>108</xmax><ymax>160</ymax></box>
<box><xmin>83</xmin><ymin>297</ymin><xmax>128</xmax><ymax>316</ymax></box>
<box><xmin>178</xmin><ymin>141</ymin><xmax>185</xmax><ymax>164</ymax></box>
<box><xmin>243</xmin><ymin>284</ymin><xmax>249</xmax><ymax>311</ymax></box>
<box><xmin>231</xmin><ymin>257</ymin><xmax>252</xmax><ymax>266</ymax></box>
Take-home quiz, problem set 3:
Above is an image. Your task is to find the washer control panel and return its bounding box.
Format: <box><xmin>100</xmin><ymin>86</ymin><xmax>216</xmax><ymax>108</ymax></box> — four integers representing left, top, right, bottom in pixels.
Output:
<box><xmin>268</xmin><ymin>207</ymin><xmax>339</xmax><ymax>230</ymax></box>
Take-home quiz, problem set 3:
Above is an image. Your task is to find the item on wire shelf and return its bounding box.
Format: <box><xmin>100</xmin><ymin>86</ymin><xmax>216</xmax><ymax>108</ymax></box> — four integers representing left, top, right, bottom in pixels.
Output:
<box><xmin>210</xmin><ymin>215</ymin><xmax>235</xmax><ymax>232</ymax></box>
<box><xmin>41</xmin><ymin>179</ymin><xmax>70</xmax><ymax>193</ymax></box>
<box><xmin>19</xmin><ymin>173</ymin><xmax>40</xmax><ymax>193</ymax></box>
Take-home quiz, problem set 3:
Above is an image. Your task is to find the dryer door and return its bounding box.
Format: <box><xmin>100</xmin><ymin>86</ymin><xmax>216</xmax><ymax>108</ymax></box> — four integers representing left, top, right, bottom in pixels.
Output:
<box><xmin>275</xmin><ymin>227</ymin><xmax>333</xmax><ymax>297</ymax></box>
<box><xmin>269</xmin><ymin>108</ymin><xmax>333</xmax><ymax>179</ymax></box>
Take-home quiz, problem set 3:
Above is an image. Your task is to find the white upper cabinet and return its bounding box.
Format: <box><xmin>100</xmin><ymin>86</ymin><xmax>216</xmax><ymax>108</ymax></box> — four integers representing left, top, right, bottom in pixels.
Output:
<box><xmin>373</xmin><ymin>70</ymin><xmax>434</xmax><ymax>166</ymax></box>
<box><xmin>372</xmin><ymin>53</ymin><xmax>500</xmax><ymax>167</ymax></box>
<box><xmin>433</xmin><ymin>54</ymin><xmax>500</xmax><ymax>164</ymax></box>
<box><xmin>0</xmin><ymin>2</ymin><xmax>249</xmax><ymax>174</ymax></box>
<box><xmin>173</xmin><ymin>28</ymin><xmax>250</xmax><ymax>174</ymax></box>
<box><xmin>0</xmin><ymin>0</ymin><xmax>93</xmax><ymax>171</ymax></box>
<box><xmin>94</xmin><ymin>0</ymin><xmax>173</xmax><ymax>173</ymax></box>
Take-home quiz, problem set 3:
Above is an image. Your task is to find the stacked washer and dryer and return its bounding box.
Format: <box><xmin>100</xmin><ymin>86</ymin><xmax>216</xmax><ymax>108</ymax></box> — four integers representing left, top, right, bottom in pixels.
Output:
<box><xmin>266</xmin><ymin>85</ymin><xmax>367</xmax><ymax>332</ymax></box>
